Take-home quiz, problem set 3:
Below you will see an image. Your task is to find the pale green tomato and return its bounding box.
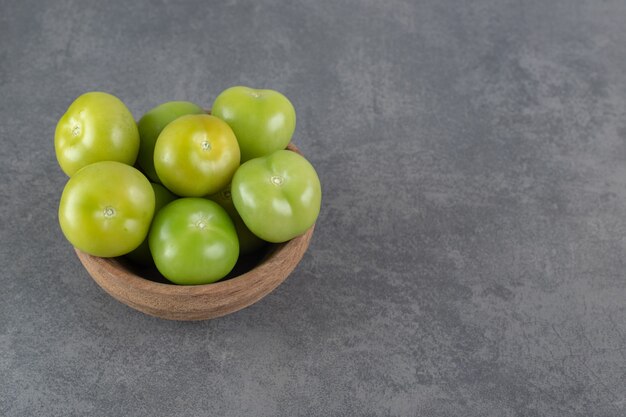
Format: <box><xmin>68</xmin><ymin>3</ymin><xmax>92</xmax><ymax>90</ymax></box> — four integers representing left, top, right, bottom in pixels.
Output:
<box><xmin>58</xmin><ymin>161</ymin><xmax>155</xmax><ymax>257</ymax></box>
<box><xmin>211</xmin><ymin>86</ymin><xmax>296</xmax><ymax>162</ymax></box>
<box><xmin>55</xmin><ymin>92</ymin><xmax>139</xmax><ymax>176</ymax></box>
<box><xmin>231</xmin><ymin>150</ymin><xmax>321</xmax><ymax>243</ymax></box>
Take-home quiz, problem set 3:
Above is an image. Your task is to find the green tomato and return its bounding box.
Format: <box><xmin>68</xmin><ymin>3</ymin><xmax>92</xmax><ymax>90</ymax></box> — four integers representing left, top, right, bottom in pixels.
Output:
<box><xmin>149</xmin><ymin>198</ymin><xmax>239</xmax><ymax>285</ymax></box>
<box><xmin>125</xmin><ymin>183</ymin><xmax>177</xmax><ymax>266</ymax></box>
<box><xmin>207</xmin><ymin>184</ymin><xmax>267</xmax><ymax>255</ymax></box>
<box><xmin>137</xmin><ymin>101</ymin><xmax>205</xmax><ymax>182</ymax></box>
<box><xmin>211</xmin><ymin>86</ymin><xmax>296</xmax><ymax>162</ymax></box>
<box><xmin>58</xmin><ymin>161</ymin><xmax>155</xmax><ymax>257</ymax></box>
<box><xmin>231</xmin><ymin>150</ymin><xmax>321</xmax><ymax>243</ymax></box>
<box><xmin>154</xmin><ymin>114</ymin><xmax>240</xmax><ymax>197</ymax></box>
<box><xmin>55</xmin><ymin>92</ymin><xmax>139</xmax><ymax>177</ymax></box>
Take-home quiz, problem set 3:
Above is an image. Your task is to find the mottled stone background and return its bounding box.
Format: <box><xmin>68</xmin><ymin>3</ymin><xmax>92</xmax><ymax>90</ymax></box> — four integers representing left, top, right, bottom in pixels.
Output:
<box><xmin>1</xmin><ymin>0</ymin><xmax>626</xmax><ymax>416</ymax></box>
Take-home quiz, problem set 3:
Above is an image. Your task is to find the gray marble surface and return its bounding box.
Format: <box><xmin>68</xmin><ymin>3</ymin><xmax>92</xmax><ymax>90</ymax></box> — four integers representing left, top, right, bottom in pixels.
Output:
<box><xmin>2</xmin><ymin>0</ymin><xmax>626</xmax><ymax>416</ymax></box>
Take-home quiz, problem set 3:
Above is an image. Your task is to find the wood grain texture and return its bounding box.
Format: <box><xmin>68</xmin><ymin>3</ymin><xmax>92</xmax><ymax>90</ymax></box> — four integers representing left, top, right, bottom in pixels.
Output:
<box><xmin>74</xmin><ymin>143</ymin><xmax>316</xmax><ymax>320</ymax></box>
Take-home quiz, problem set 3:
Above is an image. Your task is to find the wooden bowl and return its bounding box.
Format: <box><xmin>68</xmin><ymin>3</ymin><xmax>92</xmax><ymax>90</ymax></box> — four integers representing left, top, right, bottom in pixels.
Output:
<box><xmin>74</xmin><ymin>143</ymin><xmax>315</xmax><ymax>321</ymax></box>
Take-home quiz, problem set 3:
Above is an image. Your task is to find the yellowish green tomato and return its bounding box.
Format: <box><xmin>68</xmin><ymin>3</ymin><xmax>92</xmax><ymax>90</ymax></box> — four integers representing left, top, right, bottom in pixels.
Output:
<box><xmin>207</xmin><ymin>185</ymin><xmax>267</xmax><ymax>255</ymax></box>
<box><xmin>231</xmin><ymin>150</ymin><xmax>321</xmax><ymax>243</ymax></box>
<box><xmin>211</xmin><ymin>86</ymin><xmax>296</xmax><ymax>162</ymax></box>
<box><xmin>154</xmin><ymin>114</ymin><xmax>240</xmax><ymax>196</ymax></box>
<box><xmin>125</xmin><ymin>183</ymin><xmax>177</xmax><ymax>266</ymax></box>
<box><xmin>137</xmin><ymin>101</ymin><xmax>205</xmax><ymax>182</ymax></box>
<box><xmin>58</xmin><ymin>161</ymin><xmax>155</xmax><ymax>257</ymax></box>
<box><xmin>149</xmin><ymin>198</ymin><xmax>239</xmax><ymax>285</ymax></box>
<box><xmin>55</xmin><ymin>92</ymin><xmax>139</xmax><ymax>177</ymax></box>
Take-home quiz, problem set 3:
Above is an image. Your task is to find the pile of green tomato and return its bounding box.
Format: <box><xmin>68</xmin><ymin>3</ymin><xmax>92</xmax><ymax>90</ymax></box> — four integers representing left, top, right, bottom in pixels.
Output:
<box><xmin>55</xmin><ymin>86</ymin><xmax>322</xmax><ymax>285</ymax></box>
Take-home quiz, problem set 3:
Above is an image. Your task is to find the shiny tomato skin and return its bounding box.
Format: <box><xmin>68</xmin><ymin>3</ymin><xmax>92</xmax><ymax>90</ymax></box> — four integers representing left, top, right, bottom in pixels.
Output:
<box><xmin>149</xmin><ymin>198</ymin><xmax>239</xmax><ymax>285</ymax></box>
<box><xmin>58</xmin><ymin>161</ymin><xmax>155</xmax><ymax>257</ymax></box>
<box><xmin>231</xmin><ymin>150</ymin><xmax>321</xmax><ymax>243</ymax></box>
<box><xmin>55</xmin><ymin>92</ymin><xmax>139</xmax><ymax>177</ymax></box>
<box><xmin>211</xmin><ymin>86</ymin><xmax>296</xmax><ymax>162</ymax></box>
<box><xmin>154</xmin><ymin>114</ymin><xmax>240</xmax><ymax>197</ymax></box>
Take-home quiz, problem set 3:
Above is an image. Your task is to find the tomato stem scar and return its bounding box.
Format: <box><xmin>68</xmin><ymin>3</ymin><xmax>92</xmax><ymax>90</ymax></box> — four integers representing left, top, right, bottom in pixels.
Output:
<box><xmin>103</xmin><ymin>206</ymin><xmax>116</xmax><ymax>218</ymax></box>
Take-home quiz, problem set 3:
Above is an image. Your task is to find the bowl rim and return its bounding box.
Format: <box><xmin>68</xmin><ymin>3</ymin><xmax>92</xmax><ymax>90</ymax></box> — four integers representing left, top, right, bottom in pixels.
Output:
<box><xmin>74</xmin><ymin>225</ymin><xmax>314</xmax><ymax>296</ymax></box>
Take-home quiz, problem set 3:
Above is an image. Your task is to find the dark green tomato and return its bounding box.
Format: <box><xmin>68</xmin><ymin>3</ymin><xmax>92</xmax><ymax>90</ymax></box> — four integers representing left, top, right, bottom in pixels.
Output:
<box><xmin>207</xmin><ymin>184</ymin><xmax>267</xmax><ymax>255</ymax></box>
<box><xmin>211</xmin><ymin>86</ymin><xmax>296</xmax><ymax>162</ymax></box>
<box><xmin>58</xmin><ymin>161</ymin><xmax>155</xmax><ymax>257</ymax></box>
<box><xmin>137</xmin><ymin>101</ymin><xmax>205</xmax><ymax>182</ymax></box>
<box><xmin>55</xmin><ymin>92</ymin><xmax>140</xmax><ymax>177</ymax></box>
<box><xmin>125</xmin><ymin>183</ymin><xmax>177</xmax><ymax>266</ymax></box>
<box><xmin>149</xmin><ymin>198</ymin><xmax>239</xmax><ymax>285</ymax></box>
<box><xmin>231</xmin><ymin>150</ymin><xmax>321</xmax><ymax>243</ymax></box>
